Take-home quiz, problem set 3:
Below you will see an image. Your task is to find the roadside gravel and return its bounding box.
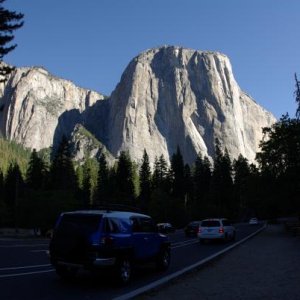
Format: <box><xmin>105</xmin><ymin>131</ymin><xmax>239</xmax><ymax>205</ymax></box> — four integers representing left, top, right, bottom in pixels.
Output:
<box><xmin>139</xmin><ymin>224</ymin><xmax>300</xmax><ymax>300</ymax></box>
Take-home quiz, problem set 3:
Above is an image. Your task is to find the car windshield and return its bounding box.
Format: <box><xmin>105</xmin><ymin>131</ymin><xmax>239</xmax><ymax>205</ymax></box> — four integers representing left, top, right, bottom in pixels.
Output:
<box><xmin>201</xmin><ymin>220</ymin><xmax>220</xmax><ymax>227</ymax></box>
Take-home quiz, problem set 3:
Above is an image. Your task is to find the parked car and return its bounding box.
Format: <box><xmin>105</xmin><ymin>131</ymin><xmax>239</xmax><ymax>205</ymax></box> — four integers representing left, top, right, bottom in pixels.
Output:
<box><xmin>157</xmin><ymin>223</ymin><xmax>175</xmax><ymax>234</ymax></box>
<box><xmin>49</xmin><ymin>210</ymin><xmax>171</xmax><ymax>284</ymax></box>
<box><xmin>184</xmin><ymin>221</ymin><xmax>202</xmax><ymax>237</ymax></box>
<box><xmin>249</xmin><ymin>217</ymin><xmax>259</xmax><ymax>225</ymax></box>
<box><xmin>198</xmin><ymin>218</ymin><xmax>236</xmax><ymax>243</ymax></box>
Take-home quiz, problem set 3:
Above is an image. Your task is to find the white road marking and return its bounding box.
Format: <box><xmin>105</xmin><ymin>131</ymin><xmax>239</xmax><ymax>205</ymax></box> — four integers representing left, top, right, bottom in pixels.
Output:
<box><xmin>0</xmin><ymin>264</ymin><xmax>51</xmax><ymax>271</ymax></box>
<box><xmin>30</xmin><ymin>250</ymin><xmax>48</xmax><ymax>253</ymax></box>
<box><xmin>0</xmin><ymin>269</ymin><xmax>54</xmax><ymax>278</ymax></box>
<box><xmin>0</xmin><ymin>244</ymin><xmax>48</xmax><ymax>248</ymax></box>
<box><xmin>171</xmin><ymin>239</ymin><xmax>199</xmax><ymax>249</ymax></box>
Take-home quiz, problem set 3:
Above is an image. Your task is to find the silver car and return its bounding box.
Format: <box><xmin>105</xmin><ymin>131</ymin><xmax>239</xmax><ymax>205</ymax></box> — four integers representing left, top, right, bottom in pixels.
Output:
<box><xmin>198</xmin><ymin>218</ymin><xmax>236</xmax><ymax>243</ymax></box>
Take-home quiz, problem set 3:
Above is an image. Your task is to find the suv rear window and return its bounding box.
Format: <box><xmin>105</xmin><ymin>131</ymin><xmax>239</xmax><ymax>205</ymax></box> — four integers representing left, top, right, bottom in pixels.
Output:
<box><xmin>201</xmin><ymin>220</ymin><xmax>221</xmax><ymax>227</ymax></box>
<box><xmin>57</xmin><ymin>214</ymin><xmax>102</xmax><ymax>234</ymax></box>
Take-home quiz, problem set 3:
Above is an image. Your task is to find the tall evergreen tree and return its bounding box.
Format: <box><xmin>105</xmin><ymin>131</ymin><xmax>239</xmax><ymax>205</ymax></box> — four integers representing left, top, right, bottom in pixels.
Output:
<box><xmin>295</xmin><ymin>73</ymin><xmax>300</xmax><ymax>119</ymax></box>
<box><xmin>114</xmin><ymin>151</ymin><xmax>135</xmax><ymax>206</ymax></box>
<box><xmin>26</xmin><ymin>149</ymin><xmax>47</xmax><ymax>190</ymax></box>
<box><xmin>96</xmin><ymin>153</ymin><xmax>110</xmax><ymax>207</ymax></box>
<box><xmin>81</xmin><ymin>160</ymin><xmax>92</xmax><ymax>209</ymax></box>
<box><xmin>0</xmin><ymin>0</ymin><xmax>24</xmax><ymax>81</ymax></box>
<box><xmin>152</xmin><ymin>155</ymin><xmax>168</xmax><ymax>189</ymax></box>
<box><xmin>192</xmin><ymin>154</ymin><xmax>211</xmax><ymax>219</ymax></box>
<box><xmin>4</xmin><ymin>162</ymin><xmax>23</xmax><ymax>226</ymax></box>
<box><xmin>170</xmin><ymin>146</ymin><xmax>185</xmax><ymax>199</ymax></box>
<box><xmin>50</xmin><ymin>135</ymin><xmax>76</xmax><ymax>190</ymax></box>
<box><xmin>233</xmin><ymin>155</ymin><xmax>251</xmax><ymax>218</ymax></box>
<box><xmin>139</xmin><ymin>149</ymin><xmax>151</xmax><ymax>213</ymax></box>
<box><xmin>209</xmin><ymin>139</ymin><xmax>233</xmax><ymax>217</ymax></box>
<box><xmin>169</xmin><ymin>147</ymin><xmax>188</xmax><ymax>226</ymax></box>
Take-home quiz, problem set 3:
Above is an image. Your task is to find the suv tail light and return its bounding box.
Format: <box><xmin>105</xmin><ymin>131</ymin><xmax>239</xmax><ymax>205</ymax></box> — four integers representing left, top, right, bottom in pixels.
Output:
<box><xmin>219</xmin><ymin>227</ymin><xmax>224</xmax><ymax>234</ymax></box>
<box><xmin>198</xmin><ymin>227</ymin><xmax>202</xmax><ymax>234</ymax></box>
<box><xmin>101</xmin><ymin>236</ymin><xmax>114</xmax><ymax>246</ymax></box>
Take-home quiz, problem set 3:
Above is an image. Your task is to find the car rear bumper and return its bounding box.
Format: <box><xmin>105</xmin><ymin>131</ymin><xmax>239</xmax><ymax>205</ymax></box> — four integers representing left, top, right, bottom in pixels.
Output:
<box><xmin>52</xmin><ymin>256</ymin><xmax>116</xmax><ymax>269</ymax></box>
<box><xmin>198</xmin><ymin>233</ymin><xmax>225</xmax><ymax>240</ymax></box>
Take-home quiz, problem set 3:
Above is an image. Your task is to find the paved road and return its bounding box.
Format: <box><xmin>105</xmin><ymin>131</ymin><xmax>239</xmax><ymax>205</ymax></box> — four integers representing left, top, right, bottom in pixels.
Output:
<box><xmin>0</xmin><ymin>224</ymin><xmax>263</xmax><ymax>300</ymax></box>
<box><xmin>140</xmin><ymin>224</ymin><xmax>300</xmax><ymax>300</ymax></box>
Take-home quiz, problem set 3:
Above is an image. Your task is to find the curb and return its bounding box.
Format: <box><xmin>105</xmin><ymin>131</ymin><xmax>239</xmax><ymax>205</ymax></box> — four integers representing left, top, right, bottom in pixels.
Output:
<box><xmin>113</xmin><ymin>224</ymin><xmax>267</xmax><ymax>300</ymax></box>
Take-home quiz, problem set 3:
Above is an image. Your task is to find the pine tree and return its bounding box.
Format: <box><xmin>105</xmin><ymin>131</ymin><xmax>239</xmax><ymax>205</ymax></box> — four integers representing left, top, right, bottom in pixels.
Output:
<box><xmin>233</xmin><ymin>155</ymin><xmax>251</xmax><ymax>218</ymax></box>
<box><xmin>4</xmin><ymin>162</ymin><xmax>23</xmax><ymax>226</ymax></box>
<box><xmin>192</xmin><ymin>154</ymin><xmax>211</xmax><ymax>219</ymax></box>
<box><xmin>139</xmin><ymin>149</ymin><xmax>151</xmax><ymax>213</ymax></box>
<box><xmin>0</xmin><ymin>0</ymin><xmax>24</xmax><ymax>81</ymax></box>
<box><xmin>50</xmin><ymin>135</ymin><xmax>76</xmax><ymax>190</ymax></box>
<box><xmin>95</xmin><ymin>153</ymin><xmax>110</xmax><ymax>207</ymax></box>
<box><xmin>170</xmin><ymin>146</ymin><xmax>185</xmax><ymax>199</ymax></box>
<box><xmin>209</xmin><ymin>139</ymin><xmax>233</xmax><ymax>217</ymax></box>
<box><xmin>114</xmin><ymin>151</ymin><xmax>135</xmax><ymax>206</ymax></box>
<box><xmin>295</xmin><ymin>73</ymin><xmax>300</xmax><ymax>119</ymax></box>
<box><xmin>152</xmin><ymin>155</ymin><xmax>168</xmax><ymax>189</ymax></box>
<box><xmin>81</xmin><ymin>160</ymin><xmax>92</xmax><ymax>209</ymax></box>
<box><xmin>26</xmin><ymin>149</ymin><xmax>47</xmax><ymax>190</ymax></box>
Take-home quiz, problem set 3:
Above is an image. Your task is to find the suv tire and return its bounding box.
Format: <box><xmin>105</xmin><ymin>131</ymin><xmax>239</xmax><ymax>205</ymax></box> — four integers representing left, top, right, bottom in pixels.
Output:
<box><xmin>156</xmin><ymin>247</ymin><xmax>170</xmax><ymax>271</ymax></box>
<box><xmin>116</xmin><ymin>257</ymin><xmax>132</xmax><ymax>284</ymax></box>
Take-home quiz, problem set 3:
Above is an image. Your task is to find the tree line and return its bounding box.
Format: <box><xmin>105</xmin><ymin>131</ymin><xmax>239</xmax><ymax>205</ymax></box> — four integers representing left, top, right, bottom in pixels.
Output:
<box><xmin>1</xmin><ymin>104</ymin><xmax>299</xmax><ymax>231</ymax></box>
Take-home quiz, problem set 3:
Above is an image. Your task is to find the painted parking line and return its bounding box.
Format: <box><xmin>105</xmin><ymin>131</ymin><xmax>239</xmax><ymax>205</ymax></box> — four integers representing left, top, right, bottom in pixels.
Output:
<box><xmin>0</xmin><ymin>244</ymin><xmax>48</xmax><ymax>248</ymax></box>
<box><xmin>0</xmin><ymin>269</ymin><xmax>54</xmax><ymax>279</ymax></box>
<box><xmin>171</xmin><ymin>239</ymin><xmax>199</xmax><ymax>249</ymax></box>
<box><xmin>0</xmin><ymin>264</ymin><xmax>51</xmax><ymax>271</ymax></box>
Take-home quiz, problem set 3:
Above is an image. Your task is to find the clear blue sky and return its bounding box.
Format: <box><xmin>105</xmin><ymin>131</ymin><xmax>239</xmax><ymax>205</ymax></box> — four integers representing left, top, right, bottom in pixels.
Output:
<box><xmin>4</xmin><ymin>0</ymin><xmax>300</xmax><ymax>119</ymax></box>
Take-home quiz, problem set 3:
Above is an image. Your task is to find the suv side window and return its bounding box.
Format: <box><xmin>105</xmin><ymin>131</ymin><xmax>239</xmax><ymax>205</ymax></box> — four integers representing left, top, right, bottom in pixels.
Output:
<box><xmin>104</xmin><ymin>218</ymin><xmax>120</xmax><ymax>233</ymax></box>
<box><xmin>131</xmin><ymin>217</ymin><xmax>156</xmax><ymax>233</ymax></box>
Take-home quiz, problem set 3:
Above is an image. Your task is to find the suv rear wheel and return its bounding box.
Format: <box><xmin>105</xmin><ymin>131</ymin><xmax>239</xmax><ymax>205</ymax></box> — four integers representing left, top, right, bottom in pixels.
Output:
<box><xmin>116</xmin><ymin>257</ymin><xmax>132</xmax><ymax>284</ymax></box>
<box><xmin>156</xmin><ymin>247</ymin><xmax>170</xmax><ymax>271</ymax></box>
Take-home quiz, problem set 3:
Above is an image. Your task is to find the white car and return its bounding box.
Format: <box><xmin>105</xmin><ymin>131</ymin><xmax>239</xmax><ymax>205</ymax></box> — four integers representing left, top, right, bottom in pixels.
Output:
<box><xmin>198</xmin><ymin>218</ymin><xmax>236</xmax><ymax>243</ymax></box>
<box><xmin>249</xmin><ymin>217</ymin><xmax>259</xmax><ymax>225</ymax></box>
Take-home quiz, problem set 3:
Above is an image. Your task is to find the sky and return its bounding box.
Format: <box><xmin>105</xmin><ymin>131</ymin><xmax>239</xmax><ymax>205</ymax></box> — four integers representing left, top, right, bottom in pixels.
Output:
<box><xmin>4</xmin><ymin>0</ymin><xmax>300</xmax><ymax>119</ymax></box>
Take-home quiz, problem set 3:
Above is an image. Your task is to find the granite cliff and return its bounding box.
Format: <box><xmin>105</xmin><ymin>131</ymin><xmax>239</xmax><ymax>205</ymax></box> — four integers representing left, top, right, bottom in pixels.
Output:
<box><xmin>0</xmin><ymin>46</ymin><xmax>276</xmax><ymax>164</ymax></box>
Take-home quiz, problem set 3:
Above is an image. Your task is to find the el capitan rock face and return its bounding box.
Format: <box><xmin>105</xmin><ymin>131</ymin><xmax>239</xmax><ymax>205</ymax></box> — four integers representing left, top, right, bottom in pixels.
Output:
<box><xmin>106</xmin><ymin>46</ymin><xmax>275</xmax><ymax>164</ymax></box>
<box><xmin>0</xmin><ymin>46</ymin><xmax>276</xmax><ymax>164</ymax></box>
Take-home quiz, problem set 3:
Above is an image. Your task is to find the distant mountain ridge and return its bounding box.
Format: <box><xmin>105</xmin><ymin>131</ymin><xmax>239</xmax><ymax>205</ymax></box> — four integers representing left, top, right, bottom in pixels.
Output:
<box><xmin>0</xmin><ymin>46</ymin><xmax>276</xmax><ymax>164</ymax></box>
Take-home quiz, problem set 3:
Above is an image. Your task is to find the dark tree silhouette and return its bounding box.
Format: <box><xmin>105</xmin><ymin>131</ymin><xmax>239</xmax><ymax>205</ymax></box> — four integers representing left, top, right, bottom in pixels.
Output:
<box><xmin>26</xmin><ymin>149</ymin><xmax>47</xmax><ymax>190</ymax></box>
<box><xmin>295</xmin><ymin>73</ymin><xmax>300</xmax><ymax>119</ymax></box>
<box><xmin>170</xmin><ymin>146</ymin><xmax>185</xmax><ymax>199</ymax></box>
<box><xmin>139</xmin><ymin>149</ymin><xmax>151</xmax><ymax>213</ymax></box>
<box><xmin>192</xmin><ymin>154</ymin><xmax>211</xmax><ymax>219</ymax></box>
<box><xmin>4</xmin><ymin>162</ymin><xmax>23</xmax><ymax>226</ymax></box>
<box><xmin>233</xmin><ymin>155</ymin><xmax>251</xmax><ymax>218</ymax></box>
<box><xmin>50</xmin><ymin>135</ymin><xmax>76</xmax><ymax>190</ymax></box>
<box><xmin>114</xmin><ymin>151</ymin><xmax>135</xmax><ymax>206</ymax></box>
<box><xmin>209</xmin><ymin>139</ymin><xmax>233</xmax><ymax>217</ymax></box>
<box><xmin>81</xmin><ymin>160</ymin><xmax>92</xmax><ymax>209</ymax></box>
<box><xmin>96</xmin><ymin>153</ymin><xmax>110</xmax><ymax>207</ymax></box>
<box><xmin>0</xmin><ymin>0</ymin><xmax>24</xmax><ymax>81</ymax></box>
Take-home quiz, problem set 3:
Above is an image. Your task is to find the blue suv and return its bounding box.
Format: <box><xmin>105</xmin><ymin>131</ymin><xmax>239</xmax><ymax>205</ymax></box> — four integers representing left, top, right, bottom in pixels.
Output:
<box><xmin>49</xmin><ymin>210</ymin><xmax>171</xmax><ymax>284</ymax></box>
